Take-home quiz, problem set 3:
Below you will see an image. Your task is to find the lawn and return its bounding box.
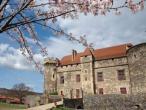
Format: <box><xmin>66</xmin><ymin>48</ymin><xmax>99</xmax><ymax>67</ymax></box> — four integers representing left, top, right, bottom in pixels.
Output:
<box><xmin>53</xmin><ymin>106</ymin><xmax>74</xmax><ymax>110</ymax></box>
<box><xmin>0</xmin><ymin>102</ymin><xmax>26</xmax><ymax>110</ymax></box>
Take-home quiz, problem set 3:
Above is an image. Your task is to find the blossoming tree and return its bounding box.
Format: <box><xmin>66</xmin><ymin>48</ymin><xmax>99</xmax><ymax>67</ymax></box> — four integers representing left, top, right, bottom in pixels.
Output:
<box><xmin>0</xmin><ymin>0</ymin><xmax>145</xmax><ymax>72</ymax></box>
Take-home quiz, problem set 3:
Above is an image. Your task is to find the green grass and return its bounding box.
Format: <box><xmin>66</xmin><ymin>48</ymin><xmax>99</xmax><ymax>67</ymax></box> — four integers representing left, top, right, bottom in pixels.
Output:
<box><xmin>53</xmin><ymin>106</ymin><xmax>74</xmax><ymax>110</ymax></box>
<box><xmin>49</xmin><ymin>91</ymin><xmax>58</xmax><ymax>95</ymax></box>
<box><xmin>0</xmin><ymin>102</ymin><xmax>26</xmax><ymax>110</ymax></box>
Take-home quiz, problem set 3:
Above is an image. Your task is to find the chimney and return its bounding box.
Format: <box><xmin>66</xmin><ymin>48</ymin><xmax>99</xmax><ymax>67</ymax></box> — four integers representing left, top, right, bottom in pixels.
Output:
<box><xmin>72</xmin><ymin>49</ymin><xmax>77</xmax><ymax>61</ymax></box>
<box><xmin>56</xmin><ymin>58</ymin><xmax>60</xmax><ymax>66</ymax></box>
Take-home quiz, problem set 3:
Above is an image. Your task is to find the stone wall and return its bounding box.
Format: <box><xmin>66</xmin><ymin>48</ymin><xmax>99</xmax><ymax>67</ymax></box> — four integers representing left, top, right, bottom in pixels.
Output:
<box><xmin>83</xmin><ymin>94</ymin><xmax>146</xmax><ymax>110</ymax></box>
<box><xmin>56</xmin><ymin>55</ymin><xmax>95</xmax><ymax>98</ymax></box>
<box><xmin>44</xmin><ymin>43</ymin><xmax>146</xmax><ymax>103</ymax></box>
<box><xmin>44</xmin><ymin>58</ymin><xmax>57</xmax><ymax>98</ymax></box>
<box><xmin>95</xmin><ymin>57</ymin><xmax>130</xmax><ymax>94</ymax></box>
<box><xmin>127</xmin><ymin>43</ymin><xmax>146</xmax><ymax>94</ymax></box>
<box><xmin>57</xmin><ymin>64</ymin><xmax>81</xmax><ymax>72</ymax></box>
<box><xmin>94</xmin><ymin>57</ymin><xmax>130</xmax><ymax>94</ymax></box>
<box><xmin>57</xmin><ymin>64</ymin><xmax>82</xmax><ymax>98</ymax></box>
<box><xmin>63</xmin><ymin>98</ymin><xmax>83</xmax><ymax>109</ymax></box>
<box><xmin>57</xmin><ymin>70</ymin><xmax>82</xmax><ymax>98</ymax></box>
<box><xmin>80</xmin><ymin>55</ymin><xmax>95</xmax><ymax>95</ymax></box>
<box><xmin>94</xmin><ymin>65</ymin><xmax>130</xmax><ymax>94</ymax></box>
<box><xmin>94</xmin><ymin>57</ymin><xmax>128</xmax><ymax>68</ymax></box>
<box><xmin>57</xmin><ymin>64</ymin><xmax>82</xmax><ymax>99</ymax></box>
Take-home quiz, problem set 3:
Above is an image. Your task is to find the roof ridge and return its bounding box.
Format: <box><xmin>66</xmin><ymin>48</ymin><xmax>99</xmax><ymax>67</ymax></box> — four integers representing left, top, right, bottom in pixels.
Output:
<box><xmin>94</xmin><ymin>43</ymin><xmax>132</xmax><ymax>51</ymax></box>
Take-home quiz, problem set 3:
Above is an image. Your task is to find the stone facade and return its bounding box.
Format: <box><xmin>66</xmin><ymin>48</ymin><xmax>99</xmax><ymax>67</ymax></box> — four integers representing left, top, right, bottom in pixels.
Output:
<box><xmin>94</xmin><ymin>57</ymin><xmax>131</xmax><ymax>94</ymax></box>
<box><xmin>127</xmin><ymin>43</ymin><xmax>146</xmax><ymax>94</ymax></box>
<box><xmin>83</xmin><ymin>94</ymin><xmax>146</xmax><ymax>110</ymax></box>
<box><xmin>44</xmin><ymin>43</ymin><xmax>146</xmax><ymax>99</ymax></box>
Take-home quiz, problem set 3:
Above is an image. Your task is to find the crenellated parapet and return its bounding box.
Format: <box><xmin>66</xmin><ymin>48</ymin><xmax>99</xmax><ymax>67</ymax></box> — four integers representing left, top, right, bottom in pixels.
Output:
<box><xmin>44</xmin><ymin>57</ymin><xmax>57</xmax><ymax>65</ymax></box>
<box><xmin>57</xmin><ymin>64</ymin><xmax>81</xmax><ymax>72</ymax></box>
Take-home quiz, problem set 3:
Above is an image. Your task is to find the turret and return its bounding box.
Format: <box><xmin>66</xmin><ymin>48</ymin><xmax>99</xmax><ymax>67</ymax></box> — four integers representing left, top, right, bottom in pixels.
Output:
<box><xmin>127</xmin><ymin>43</ymin><xmax>146</xmax><ymax>94</ymax></box>
<box><xmin>44</xmin><ymin>58</ymin><xmax>57</xmax><ymax>100</ymax></box>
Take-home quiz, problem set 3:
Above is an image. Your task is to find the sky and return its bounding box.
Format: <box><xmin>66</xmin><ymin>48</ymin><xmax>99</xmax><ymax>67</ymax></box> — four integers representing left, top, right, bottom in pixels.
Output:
<box><xmin>0</xmin><ymin>1</ymin><xmax>146</xmax><ymax>93</ymax></box>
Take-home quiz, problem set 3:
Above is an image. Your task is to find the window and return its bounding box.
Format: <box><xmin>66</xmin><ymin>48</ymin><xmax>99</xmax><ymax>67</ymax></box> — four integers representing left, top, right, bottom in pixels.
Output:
<box><xmin>53</xmin><ymin>74</ymin><xmax>55</xmax><ymax>78</ymax></box>
<box><xmin>85</xmin><ymin>76</ymin><xmax>87</xmax><ymax>81</ymax></box>
<box><xmin>76</xmin><ymin>89</ymin><xmax>80</xmax><ymax>98</ymax></box>
<box><xmin>60</xmin><ymin>76</ymin><xmax>64</xmax><ymax>84</ymax></box>
<box><xmin>120</xmin><ymin>88</ymin><xmax>127</xmax><ymax>94</ymax></box>
<box><xmin>76</xmin><ymin>74</ymin><xmax>80</xmax><ymax>82</ymax></box>
<box><xmin>97</xmin><ymin>72</ymin><xmax>103</xmax><ymax>81</ymax></box>
<box><xmin>85</xmin><ymin>69</ymin><xmax>88</xmax><ymax>73</ymax></box>
<box><xmin>99</xmin><ymin>88</ymin><xmax>103</xmax><ymax>95</ymax></box>
<box><xmin>70</xmin><ymin>89</ymin><xmax>73</xmax><ymax>99</ymax></box>
<box><xmin>118</xmin><ymin>70</ymin><xmax>126</xmax><ymax>80</ymax></box>
<box><xmin>134</xmin><ymin>54</ymin><xmax>137</xmax><ymax>58</ymax></box>
<box><xmin>60</xmin><ymin>91</ymin><xmax>64</xmax><ymax>96</ymax></box>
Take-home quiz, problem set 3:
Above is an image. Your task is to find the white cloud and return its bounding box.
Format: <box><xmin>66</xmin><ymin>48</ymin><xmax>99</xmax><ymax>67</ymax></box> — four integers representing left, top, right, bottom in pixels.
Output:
<box><xmin>1</xmin><ymin>1</ymin><xmax>146</xmax><ymax>71</ymax></box>
<box><xmin>26</xmin><ymin>84</ymin><xmax>35</xmax><ymax>88</ymax></box>
<box><xmin>42</xmin><ymin>8</ymin><xmax>146</xmax><ymax>59</ymax></box>
<box><xmin>0</xmin><ymin>44</ymin><xmax>43</xmax><ymax>71</ymax></box>
<box><xmin>45</xmin><ymin>37</ymin><xmax>84</xmax><ymax>58</ymax></box>
<box><xmin>0</xmin><ymin>44</ymin><xmax>9</xmax><ymax>54</ymax></box>
<box><xmin>58</xmin><ymin>10</ymin><xmax>146</xmax><ymax>49</ymax></box>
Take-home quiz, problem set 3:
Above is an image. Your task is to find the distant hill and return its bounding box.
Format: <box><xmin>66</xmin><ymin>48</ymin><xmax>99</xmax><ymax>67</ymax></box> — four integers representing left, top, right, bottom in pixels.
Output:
<box><xmin>0</xmin><ymin>88</ymin><xmax>42</xmax><ymax>98</ymax></box>
<box><xmin>0</xmin><ymin>88</ymin><xmax>9</xmax><ymax>94</ymax></box>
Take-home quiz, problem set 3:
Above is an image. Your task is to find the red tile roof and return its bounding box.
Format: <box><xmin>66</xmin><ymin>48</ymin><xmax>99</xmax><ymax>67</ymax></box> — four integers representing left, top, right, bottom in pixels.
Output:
<box><xmin>59</xmin><ymin>43</ymin><xmax>133</xmax><ymax>66</ymax></box>
<box><xmin>0</xmin><ymin>95</ymin><xmax>20</xmax><ymax>103</ymax></box>
<box><xmin>60</xmin><ymin>53</ymin><xmax>84</xmax><ymax>66</ymax></box>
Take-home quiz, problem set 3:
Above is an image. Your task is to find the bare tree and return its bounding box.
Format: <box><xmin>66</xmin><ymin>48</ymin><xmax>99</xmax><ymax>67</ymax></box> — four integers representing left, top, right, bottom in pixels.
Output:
<box><xmin>12</xmin><ymin>83</ymin><xmax>32</xmax><ymax>103</ymax></box>
<box><xmin>0</xmin><ymin>0</ymin><xmax>145</xmax><ymax>73</ymax></box>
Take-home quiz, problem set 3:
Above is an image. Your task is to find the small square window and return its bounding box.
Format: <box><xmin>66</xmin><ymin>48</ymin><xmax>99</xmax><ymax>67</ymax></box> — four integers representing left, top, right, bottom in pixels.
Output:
<box><xmin>99</xmin><ymin>88</ymin><xmax>103</xmax><ymax>95</ymax></box>
<box><xmin>120</xmin><ymin>87</ymin><xmax>127</xmax><ymax>94</ymax></box>
<box><xmin>97</xmin><ymin>72</ymin><xmax>103</xmax><ymax>81</ymax></box>
<box><xmin>118</xmin><ymin>70</ymin><xmax>126</xmax><ymax>80</ymax></box>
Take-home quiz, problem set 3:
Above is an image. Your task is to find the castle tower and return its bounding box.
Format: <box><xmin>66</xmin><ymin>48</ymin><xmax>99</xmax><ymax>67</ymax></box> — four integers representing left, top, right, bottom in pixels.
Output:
<box><xmin>44</xmin><ymin>58</ymin><xmax>57</xmax><ymax>100</ymax></box>
<box><xmin>80</xmin><ymin>48</ymin><xmax>95</xmax><ymax>96</ymax></box>
<box><xmin>127</xmin><ymin>43</ymin><xmax>146</xmax><ymax>94</ymax></box>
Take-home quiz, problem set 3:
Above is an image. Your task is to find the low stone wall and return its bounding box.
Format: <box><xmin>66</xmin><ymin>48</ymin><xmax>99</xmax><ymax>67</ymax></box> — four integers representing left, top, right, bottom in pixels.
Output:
<box><xmin>83</xmin><ymin>94</ymin><xmax>146</xmax><ymax>110</ymax></box>
<box><xmin>48</xmin><ymin>95</ymin><xmax>62</xmax><ymax>103</ymax></box>
<box><xmin>63</xmin><ymin>98</ymin><xmax>83</xmax><ymax>109</ymax></box>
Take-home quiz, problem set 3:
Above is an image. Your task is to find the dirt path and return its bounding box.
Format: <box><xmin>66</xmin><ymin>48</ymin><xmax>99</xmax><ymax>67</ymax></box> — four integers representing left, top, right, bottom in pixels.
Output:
<box><xmin>24</xmin><ymin>100</ymin><xmax>63</xmax><ymax>110</ymax></box>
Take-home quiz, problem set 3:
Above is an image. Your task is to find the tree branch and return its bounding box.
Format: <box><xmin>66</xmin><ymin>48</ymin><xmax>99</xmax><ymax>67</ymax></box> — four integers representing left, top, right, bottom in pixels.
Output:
<box><xmin>0</xmin><ymin>0</ymin><xmax>32</xmax><ymax>32</ymax></box>
<box><xmin>0</xmin><ymin>9</ymin><xmax>76</xmax><ymax>33</ymax></box>
<box><xmin>0</xmin><ymin>0</ymin><xmax>9</xmax><ymax>12</ymax></box>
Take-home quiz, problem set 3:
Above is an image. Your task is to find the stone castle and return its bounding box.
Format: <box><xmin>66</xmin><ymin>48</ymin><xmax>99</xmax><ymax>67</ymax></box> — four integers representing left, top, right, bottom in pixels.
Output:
<box><xmin>44</xmin><ymin>43</ymin><xmax>146</xmax><ymax>99</ymax></box>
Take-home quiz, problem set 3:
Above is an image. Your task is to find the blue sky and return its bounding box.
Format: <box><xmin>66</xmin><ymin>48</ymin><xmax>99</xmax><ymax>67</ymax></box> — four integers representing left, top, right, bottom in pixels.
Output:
<box><xmin>0</xmin><ymin>36</ymin><xmax>44</xmax><ymax>92</ymax></box>
<box><xmin>0</xmin><ymin>1</ymin><xmax>146</xmax><ymax>93</ymax></box>
<box><xmin>0</xmin><ymin>66</ymin><xmax>43</xmax><ymax>92</ymax></box>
